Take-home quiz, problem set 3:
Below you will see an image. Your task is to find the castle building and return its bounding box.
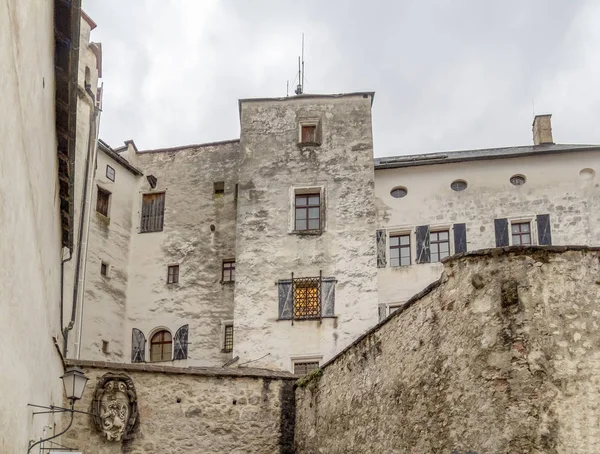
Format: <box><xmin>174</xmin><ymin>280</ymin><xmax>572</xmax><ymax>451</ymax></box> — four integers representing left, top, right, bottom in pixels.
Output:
<box><xmin>72</xmin><ymin>95</ymin><xmax>600</xmax><ymax>372</ymax></box>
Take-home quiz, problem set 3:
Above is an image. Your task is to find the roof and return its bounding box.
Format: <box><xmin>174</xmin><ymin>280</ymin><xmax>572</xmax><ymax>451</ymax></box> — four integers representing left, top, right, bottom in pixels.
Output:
<box><xmin>137</xmin><ymin>138</ymin><xmax>240</xmax><ymax>154</ymax></box>
<box><xmin>98</xmin><ymin>140</ymin><xmax>143</xmax><ymax>175</ymax></box>
<box><xmin>374</xmin><ymin>143</ymin><xmax>600</xmax><ymax>170</ymax></box>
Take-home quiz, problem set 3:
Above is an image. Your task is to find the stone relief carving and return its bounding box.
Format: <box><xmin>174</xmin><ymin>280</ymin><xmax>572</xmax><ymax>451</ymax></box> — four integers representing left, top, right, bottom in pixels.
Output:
<box><xmin>92</xmin><ymin>372</ymin><xmax>138</xmax><ymax>442</ymax></box>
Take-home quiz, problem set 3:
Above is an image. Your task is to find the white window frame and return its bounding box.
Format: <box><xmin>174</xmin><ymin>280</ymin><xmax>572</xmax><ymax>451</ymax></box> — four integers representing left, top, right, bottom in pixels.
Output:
<box><xmin>387</xmin><ymin>301</ymin><xmax>405</xmax><ymax>316</ymax></box>
<box><xmin>289</xmin><ymin>185</ymin><xmax>326</xmax><ymax>233</ymax></box>
<box><xmin>387</xmin><ymin>228</ymin><xmax>413</xmax><ymax>267</ymax></box>
<box><xmin>290</xmin><ymin>354</ymin><xmax>322</xmax><ymax>374</ymax></box>
<box><xmin>508</xmin><ymin>216</ymin><xmax>537</xmax><ymax>246</ymax></box>
<box><xmin>429</xmin><ymin>223</ymin><xmax>454</xmax><ymax>263</ymax></box>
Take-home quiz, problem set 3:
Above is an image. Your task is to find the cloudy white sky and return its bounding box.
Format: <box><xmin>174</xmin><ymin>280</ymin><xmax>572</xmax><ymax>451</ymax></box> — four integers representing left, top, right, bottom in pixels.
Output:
<box><xmin>85</xmin><ymin>0</ymin><xmax>600</xmax><ymax>157</ymax></box>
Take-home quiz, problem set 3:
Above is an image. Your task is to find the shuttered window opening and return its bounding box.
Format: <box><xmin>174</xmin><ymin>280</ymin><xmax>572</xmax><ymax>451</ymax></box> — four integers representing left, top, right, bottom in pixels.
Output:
<box><xmin>390</xmin><ymin>234</ymin><xmax>411</xmax><ymax>267</ymax></box>
<box><xmin>223</xmin><ymin>325</ymin><xmax>234</xmax><ymax>352</ymax></box>
<box><xmin>141</xmin><ymin>192</ymin><xmax>165</xmax><ymax>233</ymax></box>
<box><xmin>96</xmin><ymin>187</ymin><xmax>111</xmax><ymax>217</ymax></box>
<box><xmin>294</xmin><ymin>361</ymin><xmax>320</xmax><ymax>375</ymax></box>
<box><xmin>430</xmin><ymin>230</ymin><xmax>450</xmax><ymax>262</ymax></box>
<box><xmin>294</xmin><ymin>278</ymin><xmax>321</xmax><ymax>318</ymax></box>
<box><xmin>131</xmin><ymin>328</ymin><xmax>146</xmax><ymax>363</ymax></box>
<box><xmin>511</xmin><ymin>222</ymin><xmax>532</xmax><ymax>245</ymax></box>
<box><xmin>278</xmin><ymin>274</ymin><xmax>335</xmax><ymax>321</ymax></box>
<box><xmin>150</xmin><ymin>330</ymin><xmax>172</xmax><ymax>362</ymax></box>
<box><xmin>536</xmin><ymin>214</ymin><xmax>552</xmax><ymax>245</ymax></box>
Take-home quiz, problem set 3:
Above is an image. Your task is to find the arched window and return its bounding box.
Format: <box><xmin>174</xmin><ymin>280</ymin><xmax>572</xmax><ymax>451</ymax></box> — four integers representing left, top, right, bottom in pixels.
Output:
<box><xmin>150</xmin><ymin>330</ymin><xmax>172</xmax><ymax>362</ymax></box>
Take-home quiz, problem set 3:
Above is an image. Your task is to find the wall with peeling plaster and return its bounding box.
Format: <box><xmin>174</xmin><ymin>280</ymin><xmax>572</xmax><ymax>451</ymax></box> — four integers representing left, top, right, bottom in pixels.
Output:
<box><xmin>296</xmin><ymin>247</ymin><xmax>600</xmax><ymax>453</ymax></box>
<box><xmin>375</xmin><ymin>151</ymin><xmax>600</xmax><ymax>313</ymax></box>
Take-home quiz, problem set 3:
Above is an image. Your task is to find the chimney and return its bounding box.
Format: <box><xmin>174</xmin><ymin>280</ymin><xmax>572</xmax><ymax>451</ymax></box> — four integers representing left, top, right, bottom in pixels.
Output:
<box><xmin>532</xmin><ymin>114</ymin><xmax>553</xmax><ymax>145</ymax></box>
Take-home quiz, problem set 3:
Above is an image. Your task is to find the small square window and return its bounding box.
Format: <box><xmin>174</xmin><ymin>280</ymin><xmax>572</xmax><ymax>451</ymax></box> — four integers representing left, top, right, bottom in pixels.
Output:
<box><xmin>214</xmin><ymin>181</ymin><xmax>225</xmax><ymax>198</ymax></box>
<box><xmin>301</xmin><ymin>125</ymin><xmax>316</xmax><ymax>143</ymax></box>
<box><xmin>222</xmin><ymin>260</ymin><xmax>235</xmax><ymax>283</ymax></box>
<box><xmin>96</xmin><ymin>187</ymin><xmax>111</xmax><ymax>217</ymax></box>
<box><xmin>293</xmin><ymin>360</ymin><xmax>320</xmax><ymax>375</ymax></box>
<box><xmin>223</xmin><ymin>324</ymin><xmax>234</xmax><ymax>352</ymax></box>
<box><xmin>167</xmin><ymin>265</ymin><xmax>179</xmax><ymax>284</ymax></box>
<box><xmin>100</xmin><ymin>262</ymin><xmax>108</xmax><ymax>277</ymax></box>
<box><xmin>511</xmin><ymin>222</ymin><xmax>532</xmax><ymax>245</ymax></box>
<box><xmin>390</xmin><ymin>234</ymin><xmax>411</xmax><ymax>267</ymax></box>
<box><xmin>430</xmin><ymin>230</ymin><xmax>450</xmax><ymax>263</ymax></box>
<box><xmin>106</xmin><ymin>165</ymin><xmax>115</xmax><ymax>182</ymax></box>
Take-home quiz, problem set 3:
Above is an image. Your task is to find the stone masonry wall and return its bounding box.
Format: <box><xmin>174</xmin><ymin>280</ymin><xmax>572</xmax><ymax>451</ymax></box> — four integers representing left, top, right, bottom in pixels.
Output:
<box><xmin>62</xmin><ymin>360</ymin><xmax>297</xmax><ymax>453</ymax></box>
<box><xmin>295</xmin><ymin>247</ymin><xmax>600</xmax><ymax>453</ymax></box>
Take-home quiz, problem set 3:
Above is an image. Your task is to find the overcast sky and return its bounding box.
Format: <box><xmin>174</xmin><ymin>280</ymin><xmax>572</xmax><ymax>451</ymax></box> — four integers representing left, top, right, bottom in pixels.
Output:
<box><xmin>85</xmin><ymin>0</ymin><xmax>600</xmax><ymax>157</ymax></box>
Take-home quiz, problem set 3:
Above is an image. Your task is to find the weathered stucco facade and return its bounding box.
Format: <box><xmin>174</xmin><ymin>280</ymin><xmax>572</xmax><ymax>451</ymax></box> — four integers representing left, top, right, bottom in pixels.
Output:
<box><xmin>296</xmin><ymin>246</ymin><xmax>600</xmax><ymax>453</ymax></box>
<box><xmin>61</xmin><ymin>360</ymin><xmax>296</xmax><ymax>453</ymax></box>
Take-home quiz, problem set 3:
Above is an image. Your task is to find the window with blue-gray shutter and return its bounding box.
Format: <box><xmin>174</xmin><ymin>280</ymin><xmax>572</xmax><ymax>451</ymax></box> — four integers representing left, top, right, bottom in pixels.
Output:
<box><xmin>278</xmin><ymin>279</ymin><xmax>293</xmax><ymax>320</ymax></box>
<box><xmin>415</xmin><ymin>225</ymin><xmax>430</xmax><ymax>263</ymax></box>
<box><xmin>131</xmin><ymin>328</ymin><xmax>146</xmax><ymax>363</ymax></box>
<box><xmin>376</xmin><ymin>229</ymin><xmax>387</xmax><ymax>268</ymax></box>
<box><xmin>277</xmin><ymin>274</ymin><xmax>335</xmax><ymax>320</ymax></box>
<box><xmin>494</xmin><ymin>218</ymin><xmax>509</xmax><ymax>247</ymax></box>
<box><xmin>536</xmin><ymin>214</ymin><xmax>552</xmax><ymax>245</ymax></box>
<box><xmin>321</xmin><ymin>278</ymin><xmax>336</xmax><ymax>317</ymax></box>
<box><xmin>173</xmin><ymin>324</ymin><xmax>189</xmax><ymax>360</ymax></box>
<box><xmin>453</xmin><ymin>223</ymin><xmax>467</xmax><ymax>254</ymax></box>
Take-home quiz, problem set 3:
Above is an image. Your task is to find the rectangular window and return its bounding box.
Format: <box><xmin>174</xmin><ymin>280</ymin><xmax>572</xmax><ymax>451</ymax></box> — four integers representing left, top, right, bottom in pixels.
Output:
<box><xmin>223</xmin><ymin>324</ymin><xmax>233</xmax><ymax>353</ymax></box>
<box><xmin>222</xmin><ymin>260</ymin><xmax>235</xmax><ymax>283</ymax></box>
<box><xmin>293</xmin><ymin>361</ymin><xmax>320</xmax><ymax>375</ymax></box>
<box><xmin>167</xmin><ymin>265</ymin><xmax>179</xmax><ymax>284</ymax></box>
<box><xmin>430</xmin><ymin>230</ymin><xmax>450</xmax><ymax>263</ymax></box>
<box><xmin>102</xmin><ymin>340</ymin><xmax>109</xmax><ymax>354</ymax></box>
<box><xmin>214</xmin><ymin>181</ymin><xmax>225</xmax><ymax>198</ymax></box>
<box><xmin>106</xmin><ymin>165</ymin><xmax>115</xmax><ymax>182</ymax></box>
<box><xmin>295</xmin><ymin>194</ymin><xmax>320</xmax><ymax>231</ymax></box>
<box><xmin>96</xmin><ymin>187</ymin><xmax>111</xmax><ymax>217</ymax></box>
<box><xmin>512</xmin><ymin>222</ymin><xmax>532</xmax><ymax>245</ymax></box>
<box><xmin>100</xmin><ymin>262</ymin><xmax>108</xmax><ymax>277</ymax></box>
<box><xmin>390</xmin><ymin>234</ymin><xmax>411</xmax><ymax>267</ymax></box>
<box><xmin>301</xmin><ymin>125</ymin><xmax>316</xmax><ymax>143</ymax></box>
<box><xmin>293</xmin><ymin>277</ymin><xmax>321</xmax><ymax>319</ymax></box>
<box><xmin>141</xmin><ymin>192</ymin><xmax>165</xmax><ymax>233</ymax></box>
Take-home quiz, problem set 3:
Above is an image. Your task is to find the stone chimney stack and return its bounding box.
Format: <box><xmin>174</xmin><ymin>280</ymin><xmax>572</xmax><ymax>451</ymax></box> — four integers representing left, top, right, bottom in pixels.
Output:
<box><xmin>532</xmin><ymin>114</ymin><xmax>553</xmax><ymax>145</ymax></box>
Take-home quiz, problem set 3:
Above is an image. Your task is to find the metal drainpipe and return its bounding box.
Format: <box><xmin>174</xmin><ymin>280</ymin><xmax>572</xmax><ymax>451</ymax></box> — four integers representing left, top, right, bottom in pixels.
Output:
<box><xmin>59</xmin><ymin>249</ymin><xmax>73</xmax><ymax>336</ymax></box>
<box><xmin>63</xmin><ymin>91</ymin><xmax>98</xmax><ymax>357</ymax></box>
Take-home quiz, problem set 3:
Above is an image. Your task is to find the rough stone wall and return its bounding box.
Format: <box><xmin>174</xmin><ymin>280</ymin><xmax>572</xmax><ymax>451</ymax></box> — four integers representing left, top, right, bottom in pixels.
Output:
<box><xmin>79</xmin><ymin>148</ymin><xmax>141</xmax><ymax>361</ymax></box>
<box><xmin>124</xmin><ymin>141</ymin><xmax>240</xmax><ymax>366</ymax></box>
<box><xmin>235</xmin><ymin>94</ymin><xmax>378</xmax><ymax>371</ymax></box>
<box><xmin>375</xmin><ymin>151</ymin><xmax>600</xmax><ymax>309</ymax></box>
<box><xmin>295</xmin><ymin>247</ymin><xmax>600</xmax><ymax>453</ymax></box>
<box><xmin>62</xmin><ymin>361</ymin><xmax>297</xmax><ymax>453</ymax></box>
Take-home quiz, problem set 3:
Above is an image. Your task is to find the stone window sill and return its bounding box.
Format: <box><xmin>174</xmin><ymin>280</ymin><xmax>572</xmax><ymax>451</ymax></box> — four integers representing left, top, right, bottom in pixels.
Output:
<box><xmin>297</xmin><ymin>141</ymin><xmax>321</xmax><ymax>148</ymax></box>
<box><xmin>291</xmin><ymin>229</ymin><xmax>322</xmax><ymax>236</ymax></box>
<box><xmin>276</xmin><ymin>315</ymin><xmax>337</xmax><ymax>322</ymax></box>
<box><xmin>220</xmin><ymin>280</ymin><xmax>235</xmax><ymax>285</ymax></box>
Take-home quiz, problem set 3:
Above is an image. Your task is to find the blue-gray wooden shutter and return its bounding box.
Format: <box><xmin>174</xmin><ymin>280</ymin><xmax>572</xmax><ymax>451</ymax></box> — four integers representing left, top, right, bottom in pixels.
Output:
<box><xmin>453</xmin><ymin>223</ymin><xmax>467</xmax><ymax>254</ymax></box>
<box><xmin>322</xmin><ymin>277</ymin><xmax>336</xmax><ymax>316</ymax></box>
<box><xmin>376</xmin><ymin>229</ymin><xmax>387</xmax><ymax>268</ymax></box>
<box><xmin>416</xmin><ymin>225</ymin><xmax>430</xmax><ymax>263</ymax></box>
<box><xmin>494</xmin><ymin>218</ymin><xmax>509</xmax><ymax>247</ymax></box>
<box><xmin>378</xmin><ymin>304</ymin><xmax>387</xmax><ymax>322</ymax></box>
<box><xmin>536</xmin><ymin>214</ymin><xmax>552</xmax><ymax>245</ymax></box>
<box><xmin>278</xmin><ymin>280</ymin><xmax>293</xmax><ymax>319</ymax></box>
<box><xmin>131</xmin><ymin>328</ymin><xmax>146</xmax><ymax>363</ymax></box>
<box><xmin>173</xmin><ymin>324</ymin><xmax>189</xmax><ymax>360</ymax></box>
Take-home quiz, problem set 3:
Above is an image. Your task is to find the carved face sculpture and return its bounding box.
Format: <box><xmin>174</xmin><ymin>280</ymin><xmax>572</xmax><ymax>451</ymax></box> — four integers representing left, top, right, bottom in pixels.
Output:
<box><xmin>100</xmin><ymin>381</ymin><xmax>130</xmax><ymax>441</ymax></box>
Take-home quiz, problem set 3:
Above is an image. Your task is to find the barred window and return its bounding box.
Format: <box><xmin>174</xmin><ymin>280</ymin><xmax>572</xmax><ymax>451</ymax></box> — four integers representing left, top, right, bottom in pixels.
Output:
<box><xmin>150</xmin><ymin>330</ymin><xmax>172</xmax><ymax>362</ymax></box>
<box><xmin>295</xmin><ymin>194</ymin><xmax>320</xmax><ymax>231</ymax></box>
<box><xmin>141</xmin><ymin>192</ymin><xmax>165</xmax><ymax>233</ymax></box>
<box><xmin>293</xmin><ymin>361</ymin><xmax>320</xmax><ymax>375</ymax></box>
<box><xmin>293</xmin><ymin>277</ymin><xmax>321</xmax><ymax>319</ymax></box>
<box><xmin>430</xmin><ymin>230</ymin><xmax>450</xmax><ymax>263</ymax></box>
<box><xmin>222</xmin><ymin>260</ymin><xmax>235</xmax><ymax>283</ymax></box>
<box><xmin>223</xmin><ymin>325</ymin><xmax>233</xmax><ymax>353</ymax></box>
<box><xmin>390</xmin><ymin>234</ymin><xmax>411</xmax><ymax>267</ymax></box>
<box><xmin>167</xmin><ymin>265</ymin><xmax>179</xmax><ymax>284</ymax></box>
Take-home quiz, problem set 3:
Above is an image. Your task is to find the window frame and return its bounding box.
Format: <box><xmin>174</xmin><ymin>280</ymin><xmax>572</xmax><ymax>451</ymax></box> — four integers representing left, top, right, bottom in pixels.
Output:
<box><xmin>140</xmin><ymin>192</ymin><xmax>166</xmax><ymax>233</ymax></box>
<box><xmin>429</xmin><ymin>229</ymin><xmax>451</xmax><ymax>263</ymax></box>
<box><xmin>149</xmin><ymin>329</ymin><xmax>173</xmax><ymax>362</ymax></box>
<box><xmin>389</xmin><ymin>233</ymin><xmax>411</xmax><ymax>267</ymax></box>
<box><xmin>510</xmin><ymin>220</ymin><xmax>533</xmax><ymax>246</ymax></box>
<box><xmin>294</xmin><ymin>193</ymin><xmax>321</xmax><ymax>232</ymax></box>
<box><xmin>222</xmin><ymin>322</ymin><xmax>234</xmax><ymax>353</ymax></box>
<box><xmin>222</xmin><ymin>260</ymin><xmax>235</xmax><ymax>283</ymax></box>
<box><xmin>291</xmin><ymin>186</ymin><xmax>325</xmax><ymax>234</ymax></box>
<box><xmin>167</xmin><ymin>264</ymin><xmax>179</xmax><ymax>284</ymax></box>
<box><xmin>298</xmin><ymin>119</ymin><xmax>321</xmax><ymax>146</ymax></box>
<box><xmin>292</xmin><ymin>276</ymin><xmax>321</xmax><ymax>319</ymax></box>
<box><xmin>291</xmin><ymin>356</ymin><xmax>322</xmax><ymax>375</ymax></box>
<box><xmin>214</xmin><ymin>181</ymin><xmax>225</xmax><ymax>198</ymax></box>
<box><xmin>106</xmin><ymin>165</ymin><xmax>115</xmax><ymax>182</ymax></box>
<box><xmin>96</xmin><ymin>186</ymin><xmax>111</xmax><ymax>217</ymax></box>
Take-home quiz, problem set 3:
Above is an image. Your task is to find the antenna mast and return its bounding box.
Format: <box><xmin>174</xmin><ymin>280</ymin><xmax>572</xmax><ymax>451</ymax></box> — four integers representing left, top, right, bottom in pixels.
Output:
<box><xmin>294</xmin><ymin>33</ymin><xmax>305</xmax><ymax>95</ymax></box>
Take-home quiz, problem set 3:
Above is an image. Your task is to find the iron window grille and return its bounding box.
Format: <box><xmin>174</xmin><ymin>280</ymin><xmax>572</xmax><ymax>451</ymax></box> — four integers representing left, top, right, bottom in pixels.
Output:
<box><xmin>167</xmin><ymin>265</ymin><xmax>179</xmax><ymax>284</ymax></box>
<box><xmin>511</xmin><ymin>222</ymin><xmax>532</xmax><ymax>245</ymax></box>
<box><xmin>292</xmin><ymin>272</ymin><xmax>322</xmax><ymax>319</ymax></box>
<box><xmin>222</xmin><ymin>260</ymin><xmax>235</xmax><ymax>283</ymax></box>
<box><xmin>294</xmin><ymin>361</ymin><xmax>320</xmax><ymax>375</ymax></box>
<box><xmin>430</xmin><ymin>230</ymin><xmax>450</xmax><ymax>263</ymax></box>
<box><xmin>223</xmin><ymin>325</ymin><xmax>234</xmax><ymax>352</ymax></box>
<box><xmin>390</xmin><ymin>234</ymin><xmax>411</xmax><ymax>266</ymax></box>
<box><xmin>295</xmin><ymin>193</ymin><xmax>320</xmax><ymax>231</ymax></box>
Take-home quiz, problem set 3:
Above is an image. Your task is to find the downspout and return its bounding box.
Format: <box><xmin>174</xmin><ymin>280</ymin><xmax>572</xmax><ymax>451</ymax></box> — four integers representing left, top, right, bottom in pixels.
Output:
<box><xmin>63</xmin><ymin>90</ymin><xmax>98</xmax><ymax>357</ymax></box>
<box><xmin>59</xmin><ymin>249</ymin><xmax>73</xmax><ymax>335</ymax></box>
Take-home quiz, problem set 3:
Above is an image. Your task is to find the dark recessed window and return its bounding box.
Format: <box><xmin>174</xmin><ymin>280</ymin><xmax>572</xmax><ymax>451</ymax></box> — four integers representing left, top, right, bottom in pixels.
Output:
<box><xmin>390</xmin><ymin>187</ymin><xmax>407</xmax><ymax>198</ymax></box>
<box><xmin>102</xmin><ymin>340</ymin><xmax>109</xmax><ymax>354</ymax></box>
<box><xmin>511</xmin><ymin>222</ymin><xmax>531</xmax><ymax>245</ymax></box>
<box><xmin>167</xmin><ymin>265</ymin><xmax>179</xmax><ymax>284</ymax></box>
<box><xmin>100</xmin><ymin>262</ymin><xmax>108</xmax><ymax>276</ymax></box>
<box><xmin>301</xmin><ymin>124</ymin><xmax>316</xmax><ymax>143</ymax></box>
<box><xmin>430</xmin><ymin>230</ymin><xmax>450</xmax><ymax>263</ymax></box>
<box><xmin>222</xmin><ymin>260</ymin><xmax>235</xmax><ymax>283</ymax></box>
<box><xmin>140</xmin><ymin>192</ymin><xmax>165</xmax><ymax>233</ymax></box>
<box><xmin>96</xmin><ymin>187</ymin><xmax>111</xmax><ymax>217</ymax></box>
<box><xmin>295</xmin><ymin>194</ymin><xmax>320</xmax><ymax>231</ymax></box>
<box><xmin>150</xmin><ymin>330</ymin><xmax>172</xmax><ymax>362</ymax></box>
<box><xmin>294</xmin><ymin>361</ymin><xmax>320</xmax><ymax>375</ymax></box>
<box><xmin>450</xmin><ymin>180</ymin><xmax>467</xmax><ymax>191</ymax></box>
<box><xmin>510</xmin><ymin>175</ymin><xmax>526</xmax><ymax>186</ymax></box>
<box><xmin>390</xmin><ymin>234</ymin><xmax>411</xmax><ymax>267</ymax></box>
<box><xmin>214</xmin><ymin>181</ymin><xmax>225</xmax><ymax>198</ymax></box>
<box><xmin>223</xmin><ymin>325</ymin><xmax>234</xmax><ymax>352</ymax></box>
<box><xmin>106</xmin><ymin>165</ymin><xmax>115</xmax><ymax>182</ymax></box>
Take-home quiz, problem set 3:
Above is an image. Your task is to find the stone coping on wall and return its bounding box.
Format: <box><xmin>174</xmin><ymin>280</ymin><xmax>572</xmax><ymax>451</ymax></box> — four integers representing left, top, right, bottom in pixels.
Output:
<box><xmin>319</xmin><ymin>245</ymin><xmax>600</xmax><ymax>372</ymax></box>
<box><xmin>65</xmin><ymin>359</ymin><xmax>300</xmax><ymax>380</ymax></box>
